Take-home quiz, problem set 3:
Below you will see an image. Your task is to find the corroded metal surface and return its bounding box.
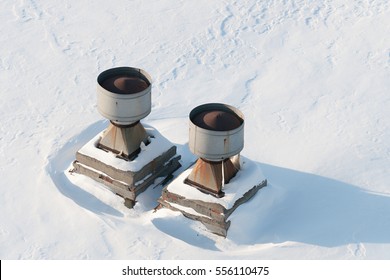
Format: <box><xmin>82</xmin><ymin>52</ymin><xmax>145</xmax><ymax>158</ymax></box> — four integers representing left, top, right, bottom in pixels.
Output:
<box><xmin>184</xmin><ymin>156</ymin><xmax>240</xmax><ymax>197</ymax></box>
<box><xmin>192</xmin><ymin>110</ymin><xmax>242</xmax><ymax>131</ymax></box>
<box><xmin>98</xmin><ymin>121</ymin><xmax>148</xmax><ymax>159</ymax></box>
<box><xmin>101</xmin><ymin>76</ymin><xmax>148</xmax><ymax>94</ymax></box>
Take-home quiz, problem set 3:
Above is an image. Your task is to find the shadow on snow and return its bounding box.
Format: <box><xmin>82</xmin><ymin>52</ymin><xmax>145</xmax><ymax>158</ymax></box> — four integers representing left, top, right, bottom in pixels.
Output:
<box><xmin>227</xmin><ymin>162</ymin><xmax>390</xmax><ymax>248</ymax></box>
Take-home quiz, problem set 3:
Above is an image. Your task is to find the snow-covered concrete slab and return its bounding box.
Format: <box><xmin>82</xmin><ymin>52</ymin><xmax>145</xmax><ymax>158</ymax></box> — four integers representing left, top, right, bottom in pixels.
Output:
<box><xmin>159</xmin><ymin>156</ymin><xmax>267</xmax><ymax>236</ymax></box>
<box><xmin>73</xmin><ymin>124</ymin><xmax>181</xmax><ymax>207</ymax></box>
<box><xmin>166</xmin><ymin>156</ymin><xmax>266</xmax><ymax>209</ymax></box>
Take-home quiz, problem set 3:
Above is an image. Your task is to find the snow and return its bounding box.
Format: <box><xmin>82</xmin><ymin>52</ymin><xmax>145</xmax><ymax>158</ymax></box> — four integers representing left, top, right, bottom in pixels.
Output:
<box><xmin>166</xmin><ymin>156</ymin><xmax>266</xmax><ymax>209</ymax></box>
<box><xmin>1</xmin><ymin>0</ymin><xmax>390</xmax><ymax>259</ymax></box>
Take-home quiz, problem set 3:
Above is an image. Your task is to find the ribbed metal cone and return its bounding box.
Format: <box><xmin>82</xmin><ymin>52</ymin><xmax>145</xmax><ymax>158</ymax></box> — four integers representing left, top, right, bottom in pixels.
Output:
<box><xmin>184</xmin><ymin>155</ymin><xmax>240</xmax><ymax>197</ymax></box>
<box><xmin>98</xmin><ymin>122</ymin><xmax>148</xmax><ymax>159</ymax></box>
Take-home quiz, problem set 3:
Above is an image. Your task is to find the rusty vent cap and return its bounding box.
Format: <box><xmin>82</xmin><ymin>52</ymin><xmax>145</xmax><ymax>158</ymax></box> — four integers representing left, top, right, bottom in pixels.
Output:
<box><xmin>101</xmin><ymin>75</ymin><xmax>149</xmax><ymax>94</ymax></box>
<box><xmin>192</xmin><ymin>110</ymin><xmax>242</xmax><ymax>131</ymax></box>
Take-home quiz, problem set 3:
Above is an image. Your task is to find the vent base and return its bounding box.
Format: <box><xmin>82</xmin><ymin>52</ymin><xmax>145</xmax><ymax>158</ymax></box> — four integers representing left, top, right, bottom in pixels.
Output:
<box><xmin>184</xmin><ymin>155</ymin><xmax>240</xmax><ymax>197</ymax></box>
<box><xmin>98</xmin><ymin>121</ymin><xmax>148</xmax><ymax>160</ymax></box>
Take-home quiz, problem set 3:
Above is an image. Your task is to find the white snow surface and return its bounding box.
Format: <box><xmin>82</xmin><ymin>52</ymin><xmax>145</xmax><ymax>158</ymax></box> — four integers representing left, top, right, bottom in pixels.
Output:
<box><xmin>1</xmin><ymin>0</ymin><xmax>390</xmax><ymax>259</ymax></box>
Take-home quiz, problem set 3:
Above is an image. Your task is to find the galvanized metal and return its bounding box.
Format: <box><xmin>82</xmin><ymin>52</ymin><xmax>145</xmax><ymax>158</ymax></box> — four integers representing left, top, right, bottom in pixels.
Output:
<box><xmin>188</xmin><ymin>103</ymin><xmax>244</xmax><ymax>161</ymax></box>
<box><xmin>97</xmin><ymin>67</ymin><xmax>152</xmax><ymax>125</ymax></box>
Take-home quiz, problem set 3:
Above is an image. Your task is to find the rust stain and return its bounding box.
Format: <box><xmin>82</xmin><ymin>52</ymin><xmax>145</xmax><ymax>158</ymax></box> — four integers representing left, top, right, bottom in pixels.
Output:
<box><xmin>185</xmin><ymin>157</ymin><xmax>240</xmax><ymax>197</ymax></box>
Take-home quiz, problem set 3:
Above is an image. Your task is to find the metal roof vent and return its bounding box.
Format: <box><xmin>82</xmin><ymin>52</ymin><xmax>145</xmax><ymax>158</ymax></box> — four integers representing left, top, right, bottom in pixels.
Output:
<box><xmin>96</xmin><ymin>67</ymin><xmax>152</xmax><ymax>159</ymax></box>
<box><xmin>73</xmin><ymin>66</ymin><xmax>181</xmax><ymax>208</ymax></box>
<box><xmin>185</xmin><ymin>103</ymin><xmax>244</xmax><ymax>197</ymax></box>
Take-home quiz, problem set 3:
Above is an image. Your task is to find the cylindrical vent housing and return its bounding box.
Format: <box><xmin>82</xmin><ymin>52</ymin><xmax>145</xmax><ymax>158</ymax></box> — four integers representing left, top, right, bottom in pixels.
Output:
<box><xmin>97</xmin><ymin>67</ymin><xmax>152</xmax><ymax>125</ymax></box>
<box><xmin>189</xmin><ymin>103</ymin><xmax>244</xmax><ymax>161</ymax></box>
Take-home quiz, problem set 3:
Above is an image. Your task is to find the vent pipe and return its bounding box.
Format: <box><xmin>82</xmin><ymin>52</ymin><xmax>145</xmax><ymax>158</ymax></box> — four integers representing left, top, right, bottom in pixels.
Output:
<box><xmin>185</xmin><ymin>103</ymin><xmax>244</xmax><ymax>197</ymax></box>
<box><xmin>96</xmin><ymin>67</ymin><xmax>152</xmax><ymax>159</ymax></box>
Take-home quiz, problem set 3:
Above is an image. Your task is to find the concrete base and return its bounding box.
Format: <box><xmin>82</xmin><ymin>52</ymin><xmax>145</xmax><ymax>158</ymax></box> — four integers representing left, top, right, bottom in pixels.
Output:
<box><xmin>157</xmin><ymin>158</ymin><xmax>267</xmax><ymax>237</ymax></box>
<box><xmin>72</xmin><ymin>126</ymin><xmax>181</xmax><ymax>208</ymax></box>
